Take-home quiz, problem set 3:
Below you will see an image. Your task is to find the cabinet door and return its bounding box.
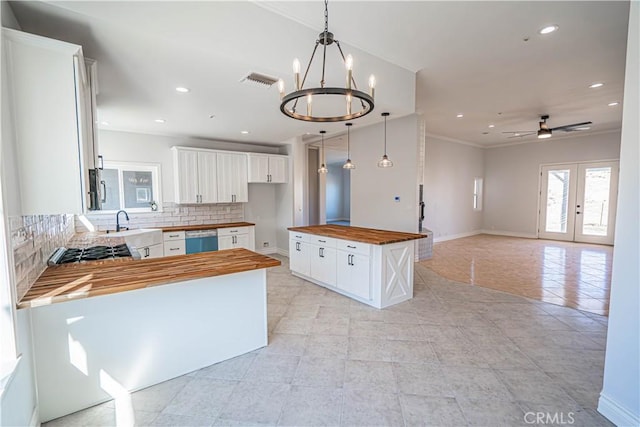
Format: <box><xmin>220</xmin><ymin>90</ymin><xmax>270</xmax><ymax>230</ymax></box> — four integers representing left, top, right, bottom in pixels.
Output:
<box><xmin>163</xmin><ymin>240</ymin><xmax>186</xmax><ymax>256</ymax></box>
<box><xmin>4</xmin><ymin>29</ymin><xmax>85</xmax><ymax>214</ymax></box>
<box><xmin>310</xmin><ymin>245</ymin><xmax>337</xmax><ymax>286</ymax></box>
<box><xmin>198</xmin><ymin>151</ymin><xmax>218</xmax><ymax>203</ymax></box>
<box><xmin>248</xmin><ymin>154</ymin><xmax>270</xmax><ymax>183</ymax></box>
<box><xmin>337</xmin><ymin>251</ymin><xmax>371</xmax><ymax>300</ymax></box>
<box><xmin>235</xmin><ymin>233</ymin><xmax>250</xmax><ymax>250</ymax></box>
<box><xmin>218</xmin><ymin>235</ymin><xmax>233</xmax><ymax>251</ymax></box>
<box><xmin>140</xmin><ymin>244</ymin><xmax>164</xmax><ymax>259</ymax></box>
<box><xmin>173</xmin><ymin>149</ymin><xmax>199</xmax><ymax>204</ymax></box>
<box><xmin>217</xmin><ymin>153</ymin><xmax>248</xmax><ymax>202</ymax></box>
<box><xmin>269</xmin><ymin>156</ymin><xmax>288</xmax><ymax>183</ymax></box>
<box><xmin>289</xmin><ymin>239</ymin><xmax>311</xmax><ymax>276</ymax></box>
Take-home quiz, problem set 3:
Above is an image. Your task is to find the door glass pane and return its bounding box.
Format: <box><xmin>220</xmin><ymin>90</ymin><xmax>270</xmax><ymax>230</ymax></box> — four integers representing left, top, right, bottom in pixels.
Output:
<box><xmin>123</xmin><ymin>170</ymin><xmax>154</xmax><ymax>209</ymax></box>
<box><xmin>101</xmin><ymin>168</ymin><xmax>120</xmax><ymax>211</ymax></box>
<box><xmin>582</xmin><ymin>167</ymin><xmax>611</xmax><ymax>236</ymax></box>
<box><xmin>545</xmin><ymin>169</ymin><xmax>571</xmax><ymax>233</ymax></box>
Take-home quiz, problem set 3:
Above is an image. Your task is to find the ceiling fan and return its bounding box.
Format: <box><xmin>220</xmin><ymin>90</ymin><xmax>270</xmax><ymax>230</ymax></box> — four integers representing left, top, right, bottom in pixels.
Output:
<box><xmin>502</xmin><ymin>115</ymin><xmax>593</xmax><ymax>139</ymax></box>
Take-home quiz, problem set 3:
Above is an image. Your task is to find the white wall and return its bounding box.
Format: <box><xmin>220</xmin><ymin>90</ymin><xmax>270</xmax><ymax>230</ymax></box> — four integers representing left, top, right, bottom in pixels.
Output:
<box><xmin>599</xmin><ymin>2</ymin><xmax>640</xmax><ymax>425</ymax></box>
<box><xmin>483</xmin><ymin>131</ymin><xmax>621</xmax><ymax>237</ymax></box>
<box><xmin>424</xmin><ymin>136</ymin><xmax>484</xmax><ymax>241</ymax></box>
<box><xmin>99</xmin><ymin>130</ymin><xmax>283</xmax><ymax>250</ymax></box>
<box><xmin>350</xmin><ymin>114</ymin><xmax>420</xmax><ymax>233</ymax></box>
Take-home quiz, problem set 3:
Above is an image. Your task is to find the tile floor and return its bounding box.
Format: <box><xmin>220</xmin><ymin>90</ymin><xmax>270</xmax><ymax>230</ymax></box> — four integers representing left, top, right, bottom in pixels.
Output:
<box><xmin>44</xmin><ymin>256</ymin><xmax>613</xmax><ymax>426</ymax></box>
<box><xmin>420</xmin><ymin>234</ymin><xmax>612</xmax><ymax>315</ymax></box>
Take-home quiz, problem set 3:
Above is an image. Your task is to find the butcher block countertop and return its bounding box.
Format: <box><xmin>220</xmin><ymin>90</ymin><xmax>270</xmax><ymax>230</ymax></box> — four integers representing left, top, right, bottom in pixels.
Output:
<box><xmin>288</xmin><ymin>225</ymin><xmax>426</xmax><ymax>245</ymax></box>
<box><xmin>161</xmin><ymin>222</ymin><xmax>255</xmax><ymax>232</ymax></box>
<box><xmin>18</xmin><ymin>249</ymin><xmax>280</xmax><ymax>309</ymax></box>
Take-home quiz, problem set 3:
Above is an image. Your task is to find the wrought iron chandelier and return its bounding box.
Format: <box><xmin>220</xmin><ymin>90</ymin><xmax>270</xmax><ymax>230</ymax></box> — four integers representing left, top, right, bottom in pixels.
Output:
<box><xmin>278</xmin><ymin>0</ymin><xmax>376</xmax><ymax>122</ymax></box>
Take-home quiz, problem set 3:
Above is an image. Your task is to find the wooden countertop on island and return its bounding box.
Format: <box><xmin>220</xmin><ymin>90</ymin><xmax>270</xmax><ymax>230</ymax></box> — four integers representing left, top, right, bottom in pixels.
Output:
<box><xmin>18</xmin><ymin>249</ymin><xmax>280</xmax><ymax>309</ymax></box>
<box><xmin>288</xmin><ymin>224</ymin><xmax>425</xmax><ymax>245</ymax></box>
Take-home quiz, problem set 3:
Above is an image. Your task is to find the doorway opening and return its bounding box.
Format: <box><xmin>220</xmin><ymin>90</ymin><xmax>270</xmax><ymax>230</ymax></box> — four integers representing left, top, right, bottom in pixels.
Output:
<box><xmin>307</xmin><ymin>134</ymin><xmax>351</xmax><ymax>226</ymax></box>
<box><xmin>538</xmin><ymin>160</ymin><xmax>619</xmax><ymax>245</ymax></box>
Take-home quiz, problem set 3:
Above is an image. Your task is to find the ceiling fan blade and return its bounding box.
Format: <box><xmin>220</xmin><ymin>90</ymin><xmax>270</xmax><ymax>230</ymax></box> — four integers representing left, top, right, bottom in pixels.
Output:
<box><xmin>550</xmin><ymin>121</ymin><xmax>593</xmax><ymax>132</ymax></box>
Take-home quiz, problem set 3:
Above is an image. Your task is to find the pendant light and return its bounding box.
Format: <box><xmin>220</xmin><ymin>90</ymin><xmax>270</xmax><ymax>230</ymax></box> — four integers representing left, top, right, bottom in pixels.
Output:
<box><xmin>377</xmin><ymin>112</ymin><xmax>393</xmax><ymax>168</ymax></box>
<box><xmin>343</xmin><ymin>122</ymin><xmax>355</xmax><ymax>169</ymax></box>
<box><xmin>318</xmin><ymin>130</ymin><xmax>328</xmax><ymax>174</ymax></box>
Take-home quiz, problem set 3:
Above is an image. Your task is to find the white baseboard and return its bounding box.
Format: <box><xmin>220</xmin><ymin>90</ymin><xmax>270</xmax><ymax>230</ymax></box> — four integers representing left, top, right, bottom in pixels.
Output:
<box><xmin>276</xmin><ymin>248</ymin><xmax>289</xmax><ymax>257</ymax></box>
<box><xmin>598</xmin><ymin>393</ymin><xmax>640</xmax><ymax>427</ymax></box>
<box><xmin>480</xmin><ymin>229</ymin><xmax>538</xmax><ymax>239</ymax></box>
<box><xmin>255</xmin><ymin>247</ymin><xmax>278</xmax><ymax>255</ymax></box>
<box><xmin>433</xmin><ymin>230</ymin><xmax>482</xmax><ymax>243</ymax></box>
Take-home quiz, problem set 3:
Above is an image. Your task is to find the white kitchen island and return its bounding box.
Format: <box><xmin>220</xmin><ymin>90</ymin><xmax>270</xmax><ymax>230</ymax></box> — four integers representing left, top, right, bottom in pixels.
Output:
<box><xmin>19</xmin><ymin>249</ymin><xmax>279</xmax><ymax>423</ymax></box>
<box><xmin>288</xmin><ymin>225</ymin><xmax>426</xmax><ymax>309</ymax></box>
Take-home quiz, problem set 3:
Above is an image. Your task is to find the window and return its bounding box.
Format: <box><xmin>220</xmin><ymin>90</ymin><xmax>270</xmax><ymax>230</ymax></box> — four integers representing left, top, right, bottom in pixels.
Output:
<box><xmin>101</xmin><ymin>162</ymin><xmax>162</xmax><ymax>213</ymax></box>
<box><xmin>473</xmin><ymin>177</ymin><xmax>483</xmax><ymax>211</ymax></box>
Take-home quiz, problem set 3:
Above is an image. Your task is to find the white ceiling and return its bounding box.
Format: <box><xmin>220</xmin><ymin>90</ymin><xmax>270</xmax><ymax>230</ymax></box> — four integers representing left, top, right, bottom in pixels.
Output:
<box><xmin>8</xmin><ymin>1</ymin><xmax>629</xmax><ymax>148</ymax></box>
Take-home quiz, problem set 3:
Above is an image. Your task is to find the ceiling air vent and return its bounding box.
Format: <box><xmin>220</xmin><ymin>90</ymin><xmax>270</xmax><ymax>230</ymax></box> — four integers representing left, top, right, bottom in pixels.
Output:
<box><xmin>241</xmin><ymin>72</ymin><xmax>279</xmax><ymax>87</ymax></box>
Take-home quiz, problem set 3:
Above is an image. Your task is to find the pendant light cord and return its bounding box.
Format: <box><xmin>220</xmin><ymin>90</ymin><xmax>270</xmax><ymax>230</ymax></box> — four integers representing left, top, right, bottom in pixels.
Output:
<box><xmin>384</xmin><ymin>114</ymin><xmax>388</xmax><ymax>155</ymax></box>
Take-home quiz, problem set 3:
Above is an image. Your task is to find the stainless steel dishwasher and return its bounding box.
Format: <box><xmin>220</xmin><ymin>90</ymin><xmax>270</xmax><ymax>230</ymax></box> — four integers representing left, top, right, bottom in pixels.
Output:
<box><xmin>185</xmin><ymin>229</ymin><xmax>218</xmax><ymax>254</ymax></box>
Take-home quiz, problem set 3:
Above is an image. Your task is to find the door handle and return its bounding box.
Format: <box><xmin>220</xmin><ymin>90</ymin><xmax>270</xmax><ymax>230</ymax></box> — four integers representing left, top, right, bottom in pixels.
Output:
<box><xmin>144</xmin><ymin>247</ymin><xmax>150</xmax><ymax>257</ymax></box>
<box><xmin>98</xmin><ymin>155</ymin><xmax>104</xmax><ymax>170</ymax></box>
<box><xmin>100</xmin><ymin>180</ymin><xmax>107</xmax><ymax>203</ymax></box>
<box><xmin>576</xmin><ymin>212</ymin><xmax>581</xmax><ymax>215</ymax></box>
<box><xmin>319</xmin><ymin>247</ymin><xmax>324</xmax><ymax>258</ymax></box>
<box><xmin>296</xmin><ymin>242</ymin><xmax>300</xmax><ymax>251</ymax></box>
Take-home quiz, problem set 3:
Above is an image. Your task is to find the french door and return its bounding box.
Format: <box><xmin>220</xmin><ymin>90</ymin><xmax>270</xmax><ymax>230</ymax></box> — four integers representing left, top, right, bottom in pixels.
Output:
<box><xmin>538</xmin><ymin>161</ymin><xmax>619</xmax><ymax>245</ymax></box>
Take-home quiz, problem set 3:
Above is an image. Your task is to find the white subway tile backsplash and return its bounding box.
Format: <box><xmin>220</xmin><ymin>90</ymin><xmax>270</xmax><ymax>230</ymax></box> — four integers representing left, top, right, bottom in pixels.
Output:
<box><xmin>11</xmin><ymin>214</ymin><xmax>75</xmax><ymax>301</ymax></box>
<box><xmin>74</xmin><ymin>202</ymin><xmax>244</xmax><ymax>233</ymax></box>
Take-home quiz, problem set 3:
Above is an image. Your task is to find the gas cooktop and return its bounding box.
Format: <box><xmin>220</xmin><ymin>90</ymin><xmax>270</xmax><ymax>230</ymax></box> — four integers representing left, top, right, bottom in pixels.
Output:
<box><xmin>48</xmin><ymin>244</ymin><xmax>133</xmax><ymax>265</ymax></box>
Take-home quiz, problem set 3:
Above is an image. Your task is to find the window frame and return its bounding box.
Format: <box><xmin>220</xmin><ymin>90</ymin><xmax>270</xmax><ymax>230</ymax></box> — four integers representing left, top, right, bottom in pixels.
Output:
<box><xmin>100</xmin><ymin>161</ymin><xmax>163</xmax><ymax>214</ymax></box>
<box><xmin>473</xmin><ymin>177</ymin><xmax>484</xmax><ymax>211</ymax></box>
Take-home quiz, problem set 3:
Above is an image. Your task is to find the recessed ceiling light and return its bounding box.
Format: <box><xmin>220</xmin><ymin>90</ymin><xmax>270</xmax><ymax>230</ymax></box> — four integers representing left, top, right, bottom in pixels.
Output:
<box><xmin>589</xmin><ymin>82</ymin><xmax>604</xmax><ymax>89</ymax></box>
<box><xmin>154</xmin><ymin>119</ymin><xmax>166</xmax><ymax>123</ymax></box>
<box><xmin>538</xmin><ymin>25</ymin><xmax>559</xmax><ymax>35</ymax></box>
<box><xmin>456</xmin><ymin>114</ymin><xmax>464</xmax><ymax>118</ymax></box>
<box><xmin>574</xmin><ymin>126</ymin><xmax>591</xmax><ymax>131</ymax></box>
<box><xmin>101</xmin><ymin>121</ymin><xmax>110</xmax><ymax>126</ymax></box>
<box><xmin>175</xmin><ymin>87</ymin><xmax>190</xmax><ymax>93</ymax></box>
<box><xmin>514</xmin><ymin>133</ymin><xmax>521</xmax><ymax>137</ymax></box>
<box><xmin>241</xmin><ymin>130</ymin><xmax>250</xmax><ymax>134</ymax></box>
<box><xmin>608</xmin><ymin>101</ymin><xmax>619</xmax><ymax>107</ymax></box>
<box><xmin>488</xmin><ymin>124</ymin><xmax>495</xmax><ymax>128</ymax></box>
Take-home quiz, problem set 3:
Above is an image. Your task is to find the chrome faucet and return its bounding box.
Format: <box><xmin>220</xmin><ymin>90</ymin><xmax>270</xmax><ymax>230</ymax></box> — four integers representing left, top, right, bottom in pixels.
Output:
<box><xmin>116</xmin><ymin>210</ymin><xmax>129</xmax><ymax>232</ymax></box>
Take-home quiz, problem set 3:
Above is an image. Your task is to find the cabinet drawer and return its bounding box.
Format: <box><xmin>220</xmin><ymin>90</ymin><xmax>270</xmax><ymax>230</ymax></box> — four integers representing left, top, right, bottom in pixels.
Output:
<box><xmin>310</xmin><ymin>235</ymin><xmax>336</xmax><ymax>248</ymax></box>
<box><xmin>218</xmin><ymin>226</ymin><xmax>250</xmax><ymax>237</ymax></box>
<box><xmin>289</xmin><ymin>231</ymin><xmax>311</xmax><ymax>242</ymax></box>
<box><xmin>337</xmin><ymin>239</ymin><xmax>371</xmax><ymax>256</ymax></box>
<box><xmin>163</xmin><ymin>240</ymin><xmax>186</xmax><ymax>256</ymax></box>
<box><xmin>163</xmin><ymin>231</ymin><xmax>186</xmax><ymax>241</ymax></box>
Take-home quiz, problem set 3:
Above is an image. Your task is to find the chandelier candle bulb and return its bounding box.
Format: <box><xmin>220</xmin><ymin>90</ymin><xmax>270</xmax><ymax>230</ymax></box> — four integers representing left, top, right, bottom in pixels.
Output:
<box><xmin>369</xmin><ymin>75</ymin><xmax>376</xmax><ymax>98</ymax></box>
<box><xmin>346</xmin><ymin>93</ymin><xmax>352</xmax><ymax>115</ymax></box>
<box><xmin>307</xmin><ymin>94</ymin><xmax>313</xmax><ymax>116</ymax></box>
<box><xmin>278</xmin><ymin>79</ymin><xmax>285</xmax><ymax>100</ymax></box>
<box><xmin>346</xmin><ymin>54</ymin><xmax>353</xmax><ymax>90</ymax></box>
<box><xmin>293</xmin><ymin>58</ymin><xmax>301</xmax><ymax>90</ymax></box>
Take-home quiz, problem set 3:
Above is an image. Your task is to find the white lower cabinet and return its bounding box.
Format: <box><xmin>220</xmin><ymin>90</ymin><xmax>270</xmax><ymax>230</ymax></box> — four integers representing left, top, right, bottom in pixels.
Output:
<box><xmin>217</xmin><ymin>226</ymin><xmax>255</xmax><ymax>251</ymax></box>
<box><xmin>336</xmin><ymin>251</ymin><xmax>371</xmax><ymax>300</ymax></box>
<box><xmin>289</xmin><ymin>231</ymin><xmax>414</xmax><ymax>308</ymax></box>
<box><xmin>163</xmin><ymin>231</ymin><xmax>186</xmax><ymax>256</ymax></box>
<box><xmin>310</xmin><ymin>245</ymin><xmax>337</xmax><ymax>286</ymax></box>
<box><xmin>289</xmin><ymin>239</ymin><xmax>311</xmax><ymax>276</ymax></box>
<box><xmin>139</xmin><ymin>243</ymin><xmax>164</xmax><ymax>259</ymax></box>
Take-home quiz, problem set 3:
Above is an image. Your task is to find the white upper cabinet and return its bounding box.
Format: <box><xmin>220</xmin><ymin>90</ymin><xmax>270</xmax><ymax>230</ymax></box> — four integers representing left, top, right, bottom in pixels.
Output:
<box><xmin>198</xmin><ymin>151</ymin><xmax>219</xmax><ymax>203</ymax></box>
<box><xmin>248</xmin><ymin>154</ymin><xmax>288</xmax><ymax>183</ymax></box>
<box><xmin>3</xmin><ymin>29</ymin><xmax>97</xmax><ymax>214</ymax></box>
<box><xmin>216</xmin><ymin>152</ymin><xmax>248</xmax><ymax>203</ymax></box>
<box><xmin>173</xmin><ymin>147</ymin><xmax>218</xmax><ymax>204</ymax></box>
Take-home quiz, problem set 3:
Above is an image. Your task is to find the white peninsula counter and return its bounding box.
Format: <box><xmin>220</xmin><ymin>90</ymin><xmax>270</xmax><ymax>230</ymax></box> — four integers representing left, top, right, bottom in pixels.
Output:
<box><xmin>288</xmin><ymin>225</ymin><xmax>425</xmax><ymax>309</ymax></box>
<box><xmin>19</xmin><ymin>249</ymin><xmax>280</xmax><ymax>423</ymax></box>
